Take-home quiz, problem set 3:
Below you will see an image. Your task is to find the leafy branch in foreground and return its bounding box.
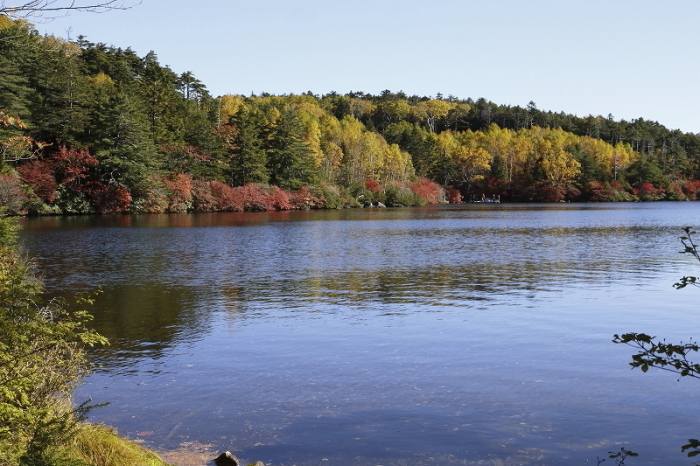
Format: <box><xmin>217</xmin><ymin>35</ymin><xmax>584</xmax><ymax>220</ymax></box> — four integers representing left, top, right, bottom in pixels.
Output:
<box><xmin>597</xmin><ymin>447</ymin><xmax>638</xmax><ymax>466</ymax></box>
<box><xmin>613</xmin><ymin>226</ymin><xmax>700</xmax><ymax>461</ymax></box>
<box><xmin>612</xmin><ymin>333</ymin><xmax>700</xmax><ymax>379</ymax></box>
<box><xmin>675</xmin><ymin>227</ymin><xmax>700</xmax><ymax>289</ymax></box>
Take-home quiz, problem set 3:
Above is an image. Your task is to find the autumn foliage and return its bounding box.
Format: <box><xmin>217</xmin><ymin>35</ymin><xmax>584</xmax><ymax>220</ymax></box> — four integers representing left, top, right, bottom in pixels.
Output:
<box><xmin>4</xmin><ymin>16</ymin><xmax>700</xmax><ymax>213</ymax></box>
<box><xmin>84</xmin><ymin>182</ymin><xmax>133</xmax><ymax>214</ymax></box>
<box><xmin>410</xmin><ymin>178</ymin><xmax>444</xmax><ymax>204</ymax></box>
<box><xmin>17</xmin><ymin>159</ymin><xmax>57</xmax><ymax>203</ymax></box>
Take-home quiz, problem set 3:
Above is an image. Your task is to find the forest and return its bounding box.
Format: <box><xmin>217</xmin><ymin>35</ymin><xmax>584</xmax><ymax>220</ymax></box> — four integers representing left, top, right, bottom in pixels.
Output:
<box><xmin>2</xmin><ymin>15</ymin><xmax>700</xmax><ymax>215</ymax></box>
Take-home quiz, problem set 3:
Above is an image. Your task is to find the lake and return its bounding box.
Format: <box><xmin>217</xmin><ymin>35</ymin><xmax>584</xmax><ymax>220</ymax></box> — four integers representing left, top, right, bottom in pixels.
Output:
<box><xmin>18</xmin><ymin>203</ymin><xmax>700</xmax><ymax>466</ymax></box>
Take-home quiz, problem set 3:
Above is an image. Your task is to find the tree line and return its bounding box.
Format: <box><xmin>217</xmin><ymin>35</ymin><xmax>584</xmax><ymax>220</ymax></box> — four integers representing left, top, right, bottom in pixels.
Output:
<box><xmin>2</xmin><ymin>16</ymin><xmax>700</xmax><ymax>215</ymax></box>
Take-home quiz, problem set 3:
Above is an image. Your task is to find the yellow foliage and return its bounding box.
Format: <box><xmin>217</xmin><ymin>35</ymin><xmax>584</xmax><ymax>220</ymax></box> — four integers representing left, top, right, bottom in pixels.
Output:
<box><xmin>412</xmin><ymin>99</ymin><xmax>455</xmax><ymax>132</ymax></box>
<box><xmin>348</xmin><ymin>98</ymin><xmax>376</xmax><ymax>119</ymax></box>
<box><xmin>381</xmin><ymin>143</ymin><xmax>414</xmax><ymax>183</ymax></box>
<box><xmin>0</xmin><ymin>15</ymin><xmax>14</xmax><ymax>29</ymax></box>
<box><xmin>454</xmin><ymin>130</ymin><xmax>491</xmax><ymax>181</ymax></box>
<box><xmin>41</xmin><ymin>34</ymin><xmax>81</xmax><ymax>57</ymax></box>
<box><xmin>612</xmin><ymin>142</ymin><xmax>636</xmax><ymax>171</ymax></box>
<box><xmin>318</xmin><ymin>114</ymin><xmax>342</xmax><ymax>144</ymax></box>
<box><xmin>295</xmin><ymin>101</ymin><xmax>327</xmax><ymax>121</ymax></box>
<box><xmin>263</xmin><ymin>106</ymin><xmax>281</xmax><ymax>127</ymax></box>
<box><xmin>336</xmin><ymin>115</ymin><xmax>414</xmax><ymax>185</ymax></box>
<box><xmin>532</xmin><ymin>127</ymin><xmax>581</xmax><ymax>184</ymax></box>
<box><xmin>218</xmin><ymin>94</ymin><xmax>244</xmax><ymax>124</ymax></box>
<box><xmin>579</xmin><ymin>135</ymin><xmax>614</xmax><ymax>172</ymax></box>
<box><xmin>304</xmin><ymin>119</ymin><xmax>324</xmax><ymax>167</ymax></box>
<box><xmin>377</xmin><ymin>100</ymin><xmax>411</xmax><ymax>125</ymax></box>
<box><xmin>90</xmin><ymin>72</ymin><xmax>115</xmax><ymax>90</ymax></box>
<box><xmin>320</xmin><ymin>140</ymin><xmax>344</xmax><ymax>180</ymax></box>
<box><xmin>0</xmin><ymin>15</ymin><xmax>29</xmax><ymax>31</ymax></box>
<box><xmin>508</xmin><ymin>129</ymin><xmax>535</xmax><ymax>180</ymax></box>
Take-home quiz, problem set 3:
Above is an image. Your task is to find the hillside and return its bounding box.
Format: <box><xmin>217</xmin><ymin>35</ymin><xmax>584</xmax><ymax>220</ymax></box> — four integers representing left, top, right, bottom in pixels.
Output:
<box><xmin>2</xmin><ymin>16</ymin><xmax>699</xmax><ymax>213</ymax></box>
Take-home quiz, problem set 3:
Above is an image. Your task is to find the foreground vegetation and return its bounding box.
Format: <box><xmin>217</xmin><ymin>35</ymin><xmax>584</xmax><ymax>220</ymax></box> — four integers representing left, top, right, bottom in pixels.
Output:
<box><xmin>613</xmin><ymin>227</ymin><xmax>700</xmax><ymax>461</ymax></box>
<box><xmin>67</xmin><ymin>423</ymin><xmax>173</xmax><ymax>466</ymax></box>
<box><xmin>0</xmin><ymin>209</ymin><xmax>173</xmax><ymax>466</ymax></box>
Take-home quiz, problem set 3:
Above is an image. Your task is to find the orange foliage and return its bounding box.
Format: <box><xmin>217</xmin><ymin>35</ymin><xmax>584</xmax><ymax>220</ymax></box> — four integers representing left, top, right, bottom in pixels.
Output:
<box><xmin>164</xmin><ymin>173</ymin><xmax>193</xmax><ymax>213</ymax></box>
<box><xmin>410</xmin><ymin>178</ymin><xmax>444</xmax><ymax>204</ymax></box>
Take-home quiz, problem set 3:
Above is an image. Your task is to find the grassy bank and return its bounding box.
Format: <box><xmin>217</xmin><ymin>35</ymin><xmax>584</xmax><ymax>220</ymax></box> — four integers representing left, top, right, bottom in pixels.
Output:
<box><xmin>66</xmin><ymin>423</ymin><xmax>174</xmax><ymax>466</ymax></box>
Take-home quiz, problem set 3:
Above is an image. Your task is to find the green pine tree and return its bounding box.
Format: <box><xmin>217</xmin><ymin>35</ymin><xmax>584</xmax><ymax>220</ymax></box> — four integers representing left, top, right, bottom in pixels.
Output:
<box><xmin>265</xmin><ymin>108</ymin><xmax>319</xmax><ymax>190</ymax></box>
<box><xmin>228</xmin><ymin>107</ymin><xmax>268</xmax><ymax>186</ymax></box>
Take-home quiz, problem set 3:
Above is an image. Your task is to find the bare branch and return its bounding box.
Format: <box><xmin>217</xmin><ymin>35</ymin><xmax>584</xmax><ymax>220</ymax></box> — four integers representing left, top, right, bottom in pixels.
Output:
<box><xmin>0</xmin><ymin>0</ymin><xmax>140</xmax><ymax>20</ymax></box>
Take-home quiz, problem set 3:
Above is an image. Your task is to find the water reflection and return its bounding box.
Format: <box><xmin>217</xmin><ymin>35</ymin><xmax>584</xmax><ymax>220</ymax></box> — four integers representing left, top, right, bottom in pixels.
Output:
<box><xmin>17</xmin><ymin>203</ymin><xmax>700</xmax><ymax>465</ymax></box>
<box><xmin>88</xmin><ymin>284</ymin><xmax>212</xmax><ymax>372</ymax></box>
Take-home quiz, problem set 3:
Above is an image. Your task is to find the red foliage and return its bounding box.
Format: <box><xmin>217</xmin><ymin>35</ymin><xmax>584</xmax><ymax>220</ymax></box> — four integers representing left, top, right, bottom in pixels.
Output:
<box><xmin>446</xmin><ymin>188</ymin><xmax>462</xmax><ymax>203</ymax></box>
<box><xmin>565</xmin><ymin>184</ymin><xmax>582</xmax><ymax>201</ymax></box>
<box><xmin>164</xmin><ymin>173</ymin><xmax>193</xmax><ymax>213</ymax></box>
<box><xmin>210</xmin><ymin>181</ymin><xmax>244</xmax><ymax>211</ymax></box>
<box><xmin>410</xmin><ymin>178</ymin><xmax>444</xmax><ymax>204</ymax></box>
<box><xmin>365</xmin><ymin>179</ymin><xmax>381</xmax><ymax>193</ymax></box>
<box><xmin>191</xmin><ymin>181</ymin><xmax>217</xmax><ymax>211</ymax></box>
<box><xmin>267</xmin><ymin>185</ymin><xmax>293</xmax><ymax>210</ymax></box>
<box><xmin>51</xmin><ymin>145</ymin><xmax>98</xmax><ymax>186</ymax></box>
<box><xmin>536</xmin><ymin>185</ymin><xmax>566</xmax><ymax>202</ymax></box>
<box><xmin>16</xmin><ymin>145</ymin><xmax>98</xmax><ymax>205</ymax></box>
<box><xmin>682</xmin><ymin>180</ymin><xmax>700</xmax><ymax>200</ymax></box>
<box><xmin>190</xmin><ymin>182</ymin><xmax>295</xmax><ymax>212</ymax></box>
<box><xmin>292</xmin><ymin>186</ymin><xmax>323</xmax><ymax>209</ymax></box>
<box><xmin>17</xmin><ymin>159</ymin><xmax>57</xmax><ymax>203</ymax></box>
<box><xmin>609</xmin><ymin>180</ymin><xmax>626</xmax><ymax>191</ymax></box>
<box><xmin>84</xmin><ymin>182</ymin><xmax>132</xmax><ymax>214</ymax></box>
<box><xmin>235</xmin><ymin>184</ymin><xmax>271</xmax><ymax>211</ymax></box>
<box><xmin>632</xmin><ymin>182</ymin><xmax>664</xmax><ymax>200</ymax></box>
<box><xmin>583</xmin><ymin>181</ymin><xmax>604</xmax><ymax>201</ymax></box>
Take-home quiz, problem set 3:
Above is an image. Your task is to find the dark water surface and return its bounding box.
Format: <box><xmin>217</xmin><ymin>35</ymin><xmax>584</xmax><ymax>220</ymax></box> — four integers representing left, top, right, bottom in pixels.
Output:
<box><xmin>18</xmin><ymin>203</ymin><xmax>700</xmax><ymax>465</ymax></box>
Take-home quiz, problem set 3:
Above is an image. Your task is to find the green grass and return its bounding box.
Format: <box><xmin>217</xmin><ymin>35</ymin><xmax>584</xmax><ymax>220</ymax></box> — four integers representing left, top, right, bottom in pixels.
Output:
<box><xmin>67</xmin><ymin>423</ymin><xmax>174</xmax><ymax>466</ymax></box>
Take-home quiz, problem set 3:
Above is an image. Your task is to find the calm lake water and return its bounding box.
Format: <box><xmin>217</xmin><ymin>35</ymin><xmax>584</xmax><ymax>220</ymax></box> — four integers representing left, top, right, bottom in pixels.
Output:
<box><xmin>18</xmin><ymin>203</ymin><xmax>700</xmax><ymax>466</ymax></box>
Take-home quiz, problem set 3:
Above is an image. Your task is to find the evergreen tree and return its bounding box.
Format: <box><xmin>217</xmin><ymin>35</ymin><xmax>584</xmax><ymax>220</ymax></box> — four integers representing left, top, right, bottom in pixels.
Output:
<box><xmin>28</xmin><ymin>36</ymin><xmax>90</xmax><ymax>144</ymax></box>
<box><xmin>90</xmin><ymin>90</ymin><xmax>161</xmax><ymax>197</ymax></box>
<box><xmin>228</xmin><ymin>107</ymin><xmax>268</xmax><ymax>186</ymax></box>
<box><xmin>0</xmin><ymin>17</ymin><xmax>38</xmax><ymax>120</ymax></box>
<box><xmin>265</xmin><ymin>108</ymin><xmax>318</xmax><ymax>190</ymax></box>
<box><xmin>490</xmin><ymin>154</ymin><xmax>507</xmax><ymax>180</ymax></box>
<box><xmin>137</xmin><ymin>52</ymin><xmax>181</xmax><ymax>145</ymax></box>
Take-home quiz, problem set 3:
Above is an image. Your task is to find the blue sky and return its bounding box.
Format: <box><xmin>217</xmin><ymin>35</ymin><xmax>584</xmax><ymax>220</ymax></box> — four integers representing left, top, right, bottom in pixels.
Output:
<box><xmin>36</xmin><ymin>0</ymin><xmax>700</xmax><ymax>133</ymax></box>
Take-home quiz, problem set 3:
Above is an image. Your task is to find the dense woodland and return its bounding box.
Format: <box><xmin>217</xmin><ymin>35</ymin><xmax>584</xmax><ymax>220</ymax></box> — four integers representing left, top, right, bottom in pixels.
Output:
<box><xmin>2</xmin><ymin>16</ymin><xmax>700</xmax><ymax>215</ymax></box>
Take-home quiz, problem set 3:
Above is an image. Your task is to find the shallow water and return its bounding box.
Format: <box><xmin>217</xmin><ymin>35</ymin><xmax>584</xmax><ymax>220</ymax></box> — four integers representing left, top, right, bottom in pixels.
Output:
<box><xmin>19</xmin><ymin>203</ymin><xmax>700</xmax><ymax>465</ymax></box>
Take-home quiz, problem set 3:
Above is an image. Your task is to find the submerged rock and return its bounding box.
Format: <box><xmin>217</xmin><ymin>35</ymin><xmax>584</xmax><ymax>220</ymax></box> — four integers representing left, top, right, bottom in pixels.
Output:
<box><xmin>214</xmin><ymin>451</ymin><xmax>240</xmax><ymax>466</ymax></box>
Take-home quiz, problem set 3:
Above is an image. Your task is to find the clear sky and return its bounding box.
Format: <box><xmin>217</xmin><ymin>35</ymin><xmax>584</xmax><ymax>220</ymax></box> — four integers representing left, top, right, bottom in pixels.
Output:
<box><xmin>35</xmin><ymin>0</ymin><xmax>700</xmax><ymax>133</ymax></box>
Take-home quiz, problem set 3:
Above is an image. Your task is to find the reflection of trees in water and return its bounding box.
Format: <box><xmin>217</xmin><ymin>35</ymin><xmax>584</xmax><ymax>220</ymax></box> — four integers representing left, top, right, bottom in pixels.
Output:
<box><xmin>222</xmin><ymin>252</ymin><xmax>637</xmax><ymax>317</ymax></box>
<box><xmin>87</xmin><ymin>284</ymin><xmax>212</xmax><ymax>372</ymax></box>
